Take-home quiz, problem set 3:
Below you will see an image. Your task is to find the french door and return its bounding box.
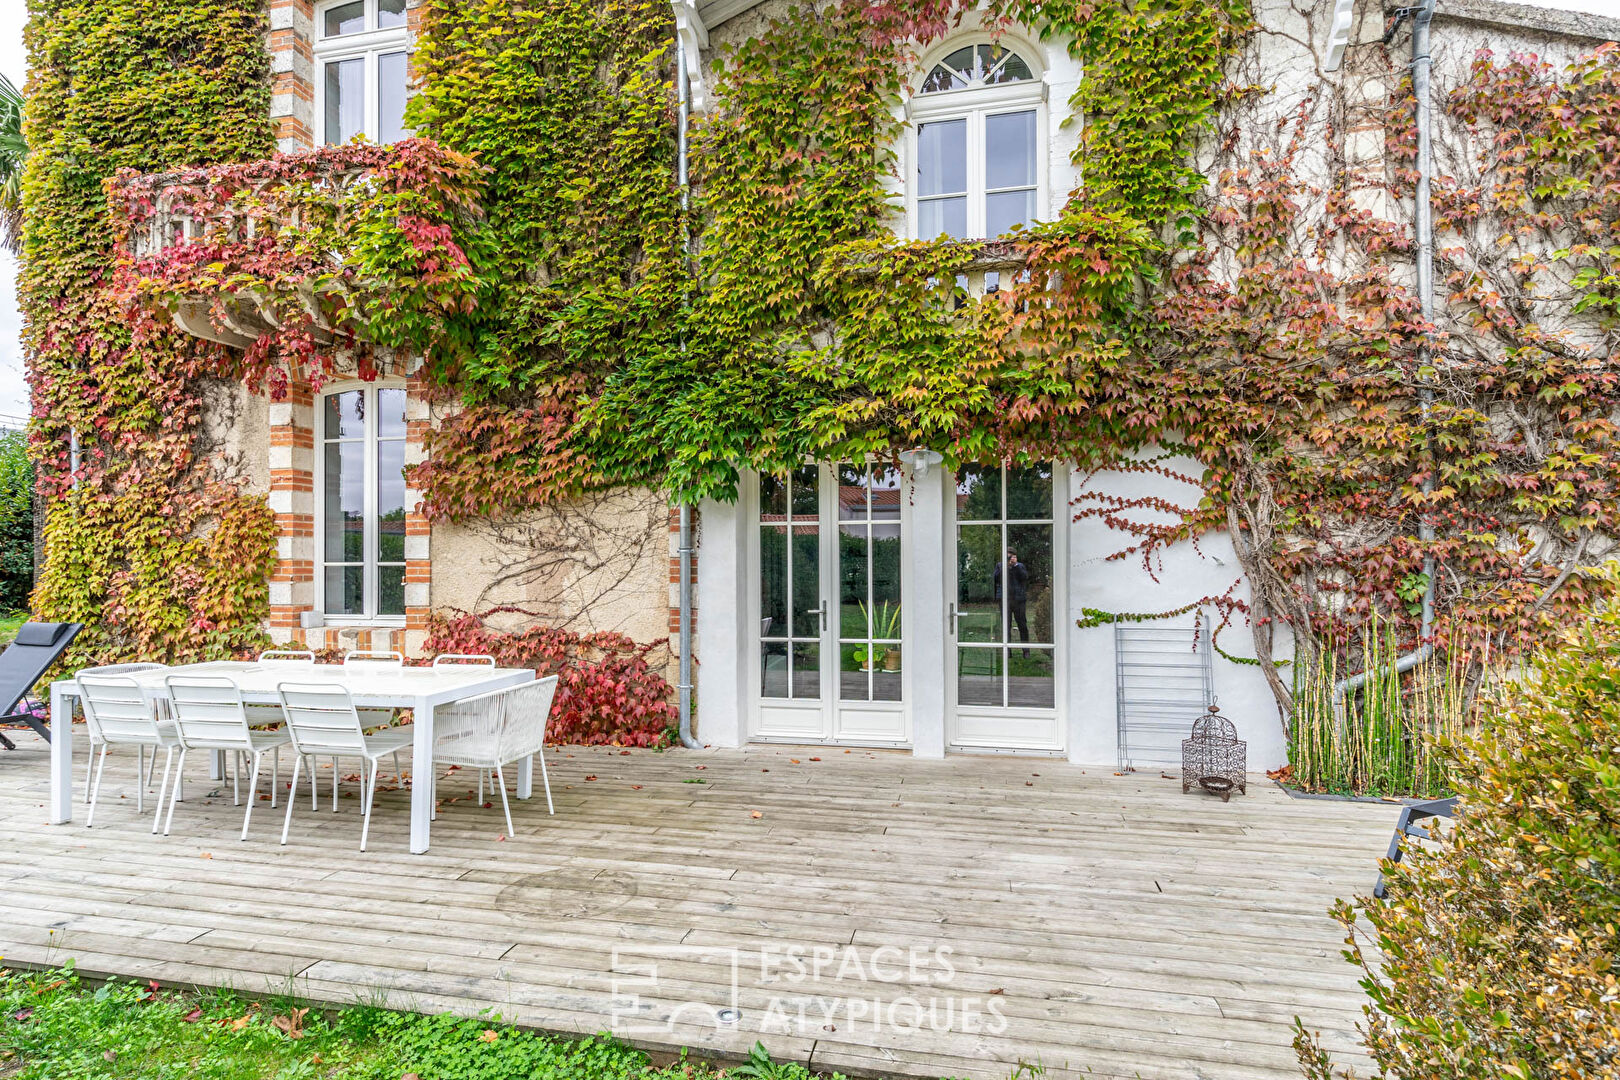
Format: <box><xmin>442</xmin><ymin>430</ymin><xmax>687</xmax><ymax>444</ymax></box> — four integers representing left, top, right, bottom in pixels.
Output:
<box><xmin>947</xmin><ymin>462</ymin><xmax>1065</xmax><ymax>752</ymax></box>
<box><xmin>751</xmin><ymin>464</ymin><xmax>909</xmax><ymax>745</ymax></box>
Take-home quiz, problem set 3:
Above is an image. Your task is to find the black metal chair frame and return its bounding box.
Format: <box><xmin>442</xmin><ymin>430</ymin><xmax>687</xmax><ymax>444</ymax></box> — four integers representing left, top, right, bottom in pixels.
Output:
<box><xmin>0</xmin><ymin>622</ymin><xmax>85</xmax><ymax>750</ymax></box>
<box><xmin>1373</xmin><ymin>795</ymin><xmax>1457</xmax><ymax>898</ymax></box>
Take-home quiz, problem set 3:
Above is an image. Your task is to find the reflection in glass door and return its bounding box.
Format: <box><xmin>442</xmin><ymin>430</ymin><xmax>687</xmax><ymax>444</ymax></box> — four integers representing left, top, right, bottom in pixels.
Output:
<box><xmin>759</xmin><ymin>466</ymin><xmax>823</xmax><ymax>702</ymax></box>
<box><xmin>950</xmin><ymin>462</ymin><xmax>1061</xmax><ymax>750</ymax></box>
<box><xmin>838</xmin><ymin>464</ymin><xmax>903</xmax><ymax>704</ymax></box>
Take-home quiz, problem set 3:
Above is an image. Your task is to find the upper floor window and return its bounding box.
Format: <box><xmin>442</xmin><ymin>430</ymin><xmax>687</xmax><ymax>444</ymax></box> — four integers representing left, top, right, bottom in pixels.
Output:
<box><xmin>318</xmin><ymin>384</ymin><xmax>407</xmax><ymax>621</ymax></box>
<box><xmin>315</xmin><ymin>0</ymin><xmax>411</xmax><ymax>145</ymax></box>
<box><xmin>909</xmin><ymin>38</ymin><xmax>1043</xmax><ymax>241</ymax></box>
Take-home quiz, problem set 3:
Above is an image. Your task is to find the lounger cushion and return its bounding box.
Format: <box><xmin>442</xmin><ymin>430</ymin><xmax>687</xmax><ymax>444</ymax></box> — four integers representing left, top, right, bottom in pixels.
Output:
<box><xmin>13</xmin><ymin>623</ymin><xmax>76</xmax><ymax>647</ymax></box>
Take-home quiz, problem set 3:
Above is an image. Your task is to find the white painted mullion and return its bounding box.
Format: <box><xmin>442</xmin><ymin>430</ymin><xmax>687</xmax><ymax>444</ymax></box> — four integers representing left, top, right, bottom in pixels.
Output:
<box><xmin>363</xmin><ymin>386</ymin><xmax>378</xmax><ymax>620</ymax></box>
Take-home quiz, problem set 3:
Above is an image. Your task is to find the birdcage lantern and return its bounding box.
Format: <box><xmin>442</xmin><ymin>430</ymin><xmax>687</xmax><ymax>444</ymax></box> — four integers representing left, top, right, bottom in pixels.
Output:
<box><xmin>1181</xmin><ymin>705</ymin><xmax>1247</xmax><ymax>801</ymax></box>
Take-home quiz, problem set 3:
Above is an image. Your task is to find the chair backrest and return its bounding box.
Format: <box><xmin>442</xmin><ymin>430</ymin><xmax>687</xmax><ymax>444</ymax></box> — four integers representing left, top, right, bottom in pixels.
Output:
<box><xmin>432</xmin><ymin>653</ymin><xmax>496</xmax><ymax>668</ymax></box>
<box><xmin>165</xmin><ymin>675</ymin><xmax>253</xmax><ymax>750</ymax></box>
<box><xmin>0</xmin><ymin>622</ymin><xmax>84</xmax><ymax>717</ymax></box>
<box><xmin>434</xmin><ymin>676</ymin><xmax>558</xmax><ymax>765</ymax></box>
<box><xmin>343</xmin><ymin>650</ymin><xmax>403</xmax><ymax>672</ymax></box>
<box><xmin>77</xmin><ymin>674</ymin><xmax>161</xmax><ymax>744</ymax></box>
<box><xmin>259</xmin><ymin>650</ymin><xmax>315</xmax><ymax>668</ymax></box>
<box><xmin>75</xmin><ymin>664</ymin><xmax>169</xmax><ymax>736</ymax></box>
<box><xmin>277</xmin><ymin>682</ymin><xmax>367</xmax><ymax>755</ymax></box>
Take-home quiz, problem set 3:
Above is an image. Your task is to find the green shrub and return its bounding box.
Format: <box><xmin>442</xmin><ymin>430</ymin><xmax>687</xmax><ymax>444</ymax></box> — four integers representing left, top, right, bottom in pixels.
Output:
<box><xmin>0</xmin><ymin>428</ymin><xmax>32</xmax><ymax>612</ymax></box>
<box><xmin>1297</xmin><ymin>573</ymin><xmax>1620</xmax><ymax>1078</ymax></box>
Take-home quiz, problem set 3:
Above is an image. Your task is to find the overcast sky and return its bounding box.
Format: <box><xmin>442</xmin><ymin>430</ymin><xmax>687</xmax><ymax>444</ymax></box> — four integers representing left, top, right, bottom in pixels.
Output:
<box><xmin>0</xmin><ymin>0</ymin><xmax>1616</xmax><ymax>423</ymax></box>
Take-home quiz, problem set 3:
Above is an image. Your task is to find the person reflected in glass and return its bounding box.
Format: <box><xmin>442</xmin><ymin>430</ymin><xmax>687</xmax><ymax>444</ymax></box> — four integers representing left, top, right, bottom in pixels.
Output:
<box><xmin>993</xmin><ymin>548</ymin><xmax>1030</xmax><ymax>656</ymax></box>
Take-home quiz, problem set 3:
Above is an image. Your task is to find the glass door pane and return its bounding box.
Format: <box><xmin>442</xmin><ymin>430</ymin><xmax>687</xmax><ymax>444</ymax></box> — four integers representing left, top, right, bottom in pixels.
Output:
<box><xmin>760</xmin><ymin>467</ymin><xmax>822</xmax><ymax>700</ymax></box>
<box><xmin>838</xmin><ymin>464</ymin><xmax>904</xmax><ymax>704</ymax></box>
<box><xmin>955</xmin><ymin>463</ymin><xmax>1055</xmax><ymax>710</ymax></box>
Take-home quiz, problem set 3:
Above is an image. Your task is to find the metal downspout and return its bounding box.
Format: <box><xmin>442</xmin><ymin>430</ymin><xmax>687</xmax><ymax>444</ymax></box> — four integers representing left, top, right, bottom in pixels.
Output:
<box><xmin>675</xmin><ymin>28</ymin><xmax>699</xmax><ymax>748</ymax></box>
<box><xmin>1334</xmin><ymin>0</ymin><xmax>1437</xmax><ymax>699</ymax></box>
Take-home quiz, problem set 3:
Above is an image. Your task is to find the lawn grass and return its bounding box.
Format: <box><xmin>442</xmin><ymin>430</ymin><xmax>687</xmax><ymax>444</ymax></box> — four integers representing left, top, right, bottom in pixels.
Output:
<box><xmin>0</xmin><ymin>613</ymin><xmax>24</xmax><ymax>648</ymax></box>
<box><xmin>0</xmin><ymin>966</ymin><xmax>817</xmax><ymax>1080</ymax></box>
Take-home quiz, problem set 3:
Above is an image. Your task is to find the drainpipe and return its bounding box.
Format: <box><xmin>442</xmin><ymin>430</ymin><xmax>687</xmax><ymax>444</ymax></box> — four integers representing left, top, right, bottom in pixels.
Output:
<box><xmin>1335</xmin><ymin>0</ymin><xmax>1437</xmax><ymax>699</ymax></box>
<box><xmin>674</xmin><ymin>24</ymin><xmax>699</xmax><ymax>749</ymax></box>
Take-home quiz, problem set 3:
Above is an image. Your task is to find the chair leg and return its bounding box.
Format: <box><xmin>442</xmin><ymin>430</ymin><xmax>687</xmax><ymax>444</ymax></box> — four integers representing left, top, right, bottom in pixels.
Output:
<box><xmin>332</xmin><ymin>756</ymin><xmax>340</xmax><ymax>812</ymax></box>
<box><xmin>240</xmin><ymin>753</ymin><xmax>263</xmax><ymax>841</ymax></box>
<box><xmin>538</xmin><ymin>748</ymin><xmax>554</xmax><ymax>816</ymax></box>
<box><xmin>308</xmin><ymin>756</ymin><xmax>318</xmax><ymax>810</ymax></box>
<box><xmin>151</xmin><ymin>747</ymin><xmax>176</xmax><ymax>835</ymax></box>
<box><xmin>84</xmin><ymin>741</ymin><xmax>94</xmax><ymax>804</ymax></box>
<box><xmin>136</xmin><ymin>746</ymin><xmax>145</xmax><ymax>815</ymax></box>
<box><xmin>270</xmin><ymin>746</ymin><xmax>279</xmax><ymax>809</ymax></box>
<box><xmin>478</xmin><ymin>768</ymin><xmax>484</xmax><ymax>804</ymax></box>
<box><xmin>162</xmin><ymin>748</ymin><xmax>189</xmax><ymax>836</ymax></box>
<box><xmin>393</xmin><ymin>749</ymin><xmax>401</xmax><ymax>784</ymax></box>
<box><xmin>359</xmin><ymin>758</ymin><xmax>380</xmax><ymax>852</ymax></box>
<box><xmin>282</xmin><ymin>754</ymin><xmax>304</xmax><ymax>846</ymax></box>
<box><xmin>231</xmin><ymin>751</ymin><xmax>240</xmax><ymax>806</ymax></box>
<box><xmin>86</xmin><ymin>745</ymin><xmax>109</xmax><ymax>828</ymax></box>
<box><xmin>494</xmin><ymin>763</ymin><xmax>515</xmax><ymax>838</ymax></box>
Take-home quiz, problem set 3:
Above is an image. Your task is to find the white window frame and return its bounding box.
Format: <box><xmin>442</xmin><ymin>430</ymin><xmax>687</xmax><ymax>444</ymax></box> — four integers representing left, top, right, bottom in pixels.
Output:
<box><xmin>314</xmin><ymin>380</ymin><xmax>408</xmax><ymax>624</ymax></box>
<box><xmin>313</xmin><ymin>0</ymin><xmax>412</xmax><ymax>146</ymax></box>
<box><xmin>905</xmin><ymin>34</ymin><xmax>1048</xmax><ymax>241</ymax></box>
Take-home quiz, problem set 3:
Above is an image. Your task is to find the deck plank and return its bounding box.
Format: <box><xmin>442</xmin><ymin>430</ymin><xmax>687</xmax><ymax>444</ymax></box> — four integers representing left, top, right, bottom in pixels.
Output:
<box><xmin>0</xmin><ymin>732</ymin><xmax>1390</xmax><ymax>1079</ymax></box>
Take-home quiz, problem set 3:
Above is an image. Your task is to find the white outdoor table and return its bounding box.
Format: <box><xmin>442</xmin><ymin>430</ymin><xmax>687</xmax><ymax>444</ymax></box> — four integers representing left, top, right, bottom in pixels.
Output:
<box><xmin>48</xmin><ymin>660</ymin><xmax>534</xmax><ymax>853</ymax></box>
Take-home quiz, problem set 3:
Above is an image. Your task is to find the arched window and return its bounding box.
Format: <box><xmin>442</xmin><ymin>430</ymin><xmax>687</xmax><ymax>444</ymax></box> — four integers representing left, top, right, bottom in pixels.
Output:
<box><xmin>908</xmin><ymin>37</ymin><xmax>1044</xmax><ymax>241</ymax></box>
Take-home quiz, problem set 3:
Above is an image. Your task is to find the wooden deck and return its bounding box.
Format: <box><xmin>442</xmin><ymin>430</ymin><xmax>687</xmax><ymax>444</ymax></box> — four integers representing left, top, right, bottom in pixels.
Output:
<box><xmin>0</xmin><ymin>731</ymin><xmax>1393</xmax><ymax>1080</ymax></box>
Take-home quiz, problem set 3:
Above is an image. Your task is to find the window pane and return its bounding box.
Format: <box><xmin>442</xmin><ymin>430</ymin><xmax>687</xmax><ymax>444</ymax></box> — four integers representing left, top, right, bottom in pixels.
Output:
<box><xmin>325</xmin><ymin>565</ymin><xmax>364</xmax><ymax>616</ymax></box>
<box><xmin>917</xmin><ymin>119</ymin><xmax>966</xmax><ymax>196</ymax></box>
<box><xmin>377</xmin><ymin>387</ymin><xmax>406</xmax><ymax>438</ymax></box>
<box><xmin>1006</xmin><ymin>461</ymin><xmax>1052</xmax><ymax>519</ymax></box>
<box><xmin>325</xmin><ymin>389</ymin><xmax>365</xmax><ymax>439</ymax></box>
<box><xmin>837</xmin><ymin>463</ymin><xmax>867</xmax><ymax>520</ymax></box>
<box><xmin>956</xmin><ymin>465</ymin><xmax>1001</xmax><ymax>520</ymax></box>
<box><xmin>324</xmin><ymin>58</ymin><xmax>364</xmax><ymax>145</ymax></box>
<box><xmin>839</xmin><ymin>642</ymin><xmax>870</xmax><ymax>703</ymax></box>
<box><xmin>986</xmin><ymin>190</ymin><xmax>1036</xmax><ymax>236</ymax></box>
<box><xmin>760</xmin><ymin>473</ymin><xmax>787</xmax><ymax>520</ymax></box>
<box><xmin>986</xmin><ymin>111</ymin><xmax>1036</xmax><ymax>190</ymax></box>
<box><xmin>873</xmin><ymin>661</ymin><xmax>902</xmax><ymax>701</ymax></box>
<box><xmin>790</xmin><ymin>528</ymin><xmax>821</xmax><ymax>638</ymax></box>
<box><xmin>377</xmin><ymin>0</ymin><xmax>407</xmax><ymax>27</ymax></box>
<box><xmin>1009</xmin><ymin>648</ymin><xmax>1056</xmax><ymax>709</ymax></box>
<box><xmin>839</xmin><ymin>523</ymin><xmax>869</xmax><ymax>646</ymax></box>
<box><xmin>377</xmin><ymin>51</ymin><xmax>409</xmax><ymax>144</ymax></box>
<box><xmin>378</xmin><ymin>564</ymin><xmax>405</xmax><ymax>616</ymax></box>
<box><xmin>324</xmin><ymin>440</ymin><xmax>365</xmax><ymax>562</ymax></box>
<box><xmin>956</xmin><ymin>523</ymin><xmax>1002</xmax><ymax>643</ymax></box>
<box><xmin>1006</xmin><ymin>523</ymin><xmax>1052</xmax><ymax>646</ymax></box>
<box><xmin>323</xmin><ymin>0</ymin><xmax>365</xmax><ymax>36</ymax></box>
<box><xmin>377</xmin><ymin>438</ymin><xmax>406</xmax><ymax>562</ymax></box>
<box><xmin>958</xmin><ymin>648</ymin><xmax>1004</xmax><ymax>707</ymax></box>
<box><xmin>759</xmin><ymin>525</ymin><xmax>788</xmax><ymax>635</ymax></box>
<box><xmin>986</xmin><ymin>49</ymin><xmax>1034</xmax><ymax>85</ymax></box>
<box><xmin>761</xmin><ymin>642</ymin><xmax>790</xmax><ymax>698</ymax></box>
<box><xmin>792</xmin><ymin>642</ymin><xmax>821</xmax><ymax>700</ymax></box>
<box><xmin>918</xmin><ymin>197</ymin><xmax>967</xmax><ymax>240</ymax></box>
<box><xmin>790</xmin><ymin>464</ymin><xmax>819</xmax><ymax>518</ymax></box>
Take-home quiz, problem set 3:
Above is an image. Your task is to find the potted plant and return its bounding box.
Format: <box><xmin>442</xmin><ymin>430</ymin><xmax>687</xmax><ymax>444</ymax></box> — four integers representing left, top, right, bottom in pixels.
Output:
<box><xmin>852</xmin><ymin>645</ymin><xmax>873</xmax><ymax>671</ymax></box>
<box><xmin>874</xmin><ymin>601</ymin><xmax>902</xmax><ymax>671</ymax></box>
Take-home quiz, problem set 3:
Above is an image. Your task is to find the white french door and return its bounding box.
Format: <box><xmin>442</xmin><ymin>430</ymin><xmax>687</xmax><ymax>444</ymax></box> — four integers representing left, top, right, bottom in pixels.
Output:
<box><xmin>947</xmin><ymin>462</ymin><xmax>1066</xmax><ymax>752</ymax></box>
<box><xmin>749</xmin><ymin>465</ymin><xmax>909</xmax><ymax>745</ymax></box>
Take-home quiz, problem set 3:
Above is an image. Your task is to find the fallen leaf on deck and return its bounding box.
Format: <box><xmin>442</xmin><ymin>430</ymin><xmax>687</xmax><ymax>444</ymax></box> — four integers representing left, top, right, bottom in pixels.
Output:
<box><xmin>809</xmin><ymin>757</ymin><xmax>820</xmax><ymax>762</ymax></box>
<box><xmin>989</xmin><ymin>987</ymin><xmax>1004</xmax><ymax>995</ymax></box>
<box><xmin>790</xmin><ymin>759</ymin><xmax>800</xmax><ymax>764</ymax></box>
<box><xmin>750</xmin><ymin>811</ymin><xmax>763</xmax><ymax>819</ymax></box>
<box><xmin>200</xmin><ymin>853</ymin><xmax>213</xmax><ymax>859</ymax></box>
<box><xmin>631</xmin><ymin>785</ymin><xmax>642</xmax><ymax>790</ymax></box>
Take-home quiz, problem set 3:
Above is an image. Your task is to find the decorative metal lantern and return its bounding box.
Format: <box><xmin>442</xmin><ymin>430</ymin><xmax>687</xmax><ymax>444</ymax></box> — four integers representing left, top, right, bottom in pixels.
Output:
<box><xmin>1181</xmin><ymin>705</ymin><xmax>1247</xmax><ymax>801</ymax></box>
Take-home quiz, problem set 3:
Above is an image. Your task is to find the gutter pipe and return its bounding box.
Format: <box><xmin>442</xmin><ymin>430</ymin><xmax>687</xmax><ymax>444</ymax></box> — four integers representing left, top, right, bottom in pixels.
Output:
<box><xmin>674</xmin><ymin>27</ymin><xmax>699</xmax><ymax>749</ymax></box>
<box><xmin>1335</xmin><ymin>0</ymin><xmax>1437</xmax><ymax>698</ymax></box>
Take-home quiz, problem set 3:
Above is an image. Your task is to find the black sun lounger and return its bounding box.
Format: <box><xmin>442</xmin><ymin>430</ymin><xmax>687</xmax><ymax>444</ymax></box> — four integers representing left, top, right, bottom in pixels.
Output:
<box><xmin>0</xmin><ymin>622</ymin><xmax>83</xmax><ymax>750</ymax></box>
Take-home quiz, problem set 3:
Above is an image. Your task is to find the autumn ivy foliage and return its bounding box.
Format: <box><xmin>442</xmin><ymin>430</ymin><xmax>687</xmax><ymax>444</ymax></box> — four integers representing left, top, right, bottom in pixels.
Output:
<box><xmin>23</xmin><ymin>0</ymin><xmax>280</xmax><ymax>666</ymax></box>
<box><xmin>424</xmin><ymin>611</ymin><xmax>676</xmax><ymax>746</ymax></box>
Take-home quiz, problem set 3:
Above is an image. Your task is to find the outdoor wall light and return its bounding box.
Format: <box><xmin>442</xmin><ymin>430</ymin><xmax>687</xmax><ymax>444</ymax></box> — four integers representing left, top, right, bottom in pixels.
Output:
<box><xmin>897</xmin><ymin>447</ymin><xmax>944</xmax><ymax>478</ymax></box>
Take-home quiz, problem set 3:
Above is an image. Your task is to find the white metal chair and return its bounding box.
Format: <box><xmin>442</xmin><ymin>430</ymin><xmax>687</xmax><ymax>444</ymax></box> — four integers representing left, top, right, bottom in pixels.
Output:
<box><xmin>342</xmin><ymin>650</ymin><xmax>402</xmax><ymax>729</ymax></box>
<box><xmin>77</xmin><ymin>673</ymin><xmax>178</xmax><ymax>830</ymax></box>
<box><xmin>246</xmin><ymin>650</ymin><xmax>315</xmax><ymax>727</ymax></box>
<box><xmin>161</xmin><ymin>675</ymin><xmax>292</xmax><ymax>840</ymax></box>
<box><xmin>432</xmin><ymin>653</ymin><xmax>496</xmax><ymax>669</ymax></box>
<box><xmin>277</xmin><ymin>682</ymin><xmax>415</xmax><ymax>851</ymax></box>
<box><xmin>76</xmin><ymin>663</ymin><xmax>169</xmax><ymax>805</ymax></box>
<box><xmin>433</xmin><ymin>677</ymin><xmax>559</xmax><ymax>838</ymax></box>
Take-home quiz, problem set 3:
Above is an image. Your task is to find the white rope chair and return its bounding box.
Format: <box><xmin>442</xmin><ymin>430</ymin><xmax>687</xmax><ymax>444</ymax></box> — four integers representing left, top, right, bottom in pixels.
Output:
<box><xmin>433</xmin><ymin>676</ymin><xmax>558</xmax><ymax>838</ymax></box>
<box><xmin>161</xmin><ymin>675</ymin><xmax>292</xmax><ymax>840</ymax></box>
<box><xmin>277</xmin><ymin>682</ymin><xmax>414</xmax><ymax>851</ymax></box>
<box><xmin>75</xmin><ymin>663</ymin><xmax>169</xmax><ymax>806</ymax></box>
<box><xmin>78</xmin><ymin>673</ymin><xmax>178</xmax><ymax>830</ymax></box>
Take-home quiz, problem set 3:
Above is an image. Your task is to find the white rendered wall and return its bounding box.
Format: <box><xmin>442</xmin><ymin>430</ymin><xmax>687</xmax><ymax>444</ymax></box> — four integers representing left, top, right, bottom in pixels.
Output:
<box><xmin>1066</xmin><ymin>451</ymin><xmax>1291</xmax><ymax>771</ymax></box>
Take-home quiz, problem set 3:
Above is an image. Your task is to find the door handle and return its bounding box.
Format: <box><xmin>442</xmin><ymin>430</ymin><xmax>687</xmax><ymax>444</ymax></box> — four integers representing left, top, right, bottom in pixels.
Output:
<box><xmin>802</xmin><ymin>601</ymin><xmax>827</xmax><ymax>632</ymax></box>
<box><xmin>949</xmin><ymin>602</ymin><xmax>959</xmax><ymax>636</ymax></box>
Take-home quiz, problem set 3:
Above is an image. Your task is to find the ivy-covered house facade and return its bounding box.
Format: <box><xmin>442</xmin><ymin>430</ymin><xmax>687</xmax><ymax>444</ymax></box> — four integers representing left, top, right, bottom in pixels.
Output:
<box><xmin>24</xmin><ymin>0</ymin><xmax>1620</xmax><ymax>769</ymax></box>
